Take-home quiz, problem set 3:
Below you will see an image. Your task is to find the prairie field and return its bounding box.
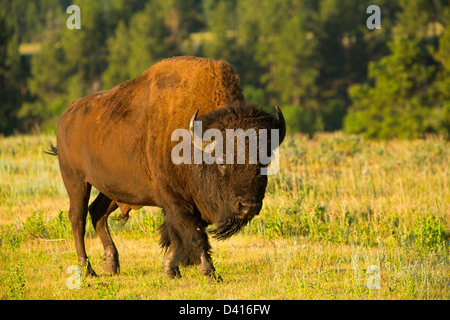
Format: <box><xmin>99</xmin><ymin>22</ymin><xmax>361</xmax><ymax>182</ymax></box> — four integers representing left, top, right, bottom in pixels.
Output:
<box><xmin>0</xmin><ymin>132</ymin><xmax>448</xmax><ymax>300</ymax></box>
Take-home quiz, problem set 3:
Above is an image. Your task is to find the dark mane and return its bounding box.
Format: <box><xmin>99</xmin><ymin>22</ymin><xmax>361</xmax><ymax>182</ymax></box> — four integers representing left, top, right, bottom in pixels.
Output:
<box><xmin>199</xmin><ymin>104</ymin><xmax>280</xmax><ymax>132</ymax></box>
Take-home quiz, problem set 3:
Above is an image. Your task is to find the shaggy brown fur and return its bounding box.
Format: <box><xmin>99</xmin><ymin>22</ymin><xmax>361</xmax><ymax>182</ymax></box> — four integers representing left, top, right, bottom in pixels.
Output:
<box><xmin>53</xmin><ymin>56</ymin><xmax>284</xmax><ymax>279</ymax></box>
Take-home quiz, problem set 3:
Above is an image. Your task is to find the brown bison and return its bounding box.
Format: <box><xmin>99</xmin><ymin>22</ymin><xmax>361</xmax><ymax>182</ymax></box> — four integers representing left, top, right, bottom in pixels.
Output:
<box><xmin>51</xmin><ymin>56</ymin><xmax>285</xmax><ymax>279</ymax></box>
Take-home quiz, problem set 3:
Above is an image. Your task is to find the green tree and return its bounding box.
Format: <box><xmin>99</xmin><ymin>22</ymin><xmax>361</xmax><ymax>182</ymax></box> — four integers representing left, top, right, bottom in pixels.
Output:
<box><xmin>344</xmin><ymin>0</ymin><xmax>450</xmax><ymax>139</ymax></box>
<box><xmin>251</xmin><ymin>0</ymin><xmax>318</xmax><ymax>107</ymax></box>
<box><xmin>428</xmin><ymin>8</ymin><xmax>450</xmax><ymax>136</ymax></box>
<box><xmin>24</xmin><ymin>0</ymin><xmax>113</xmax><ymax>130</ymax></box>
<box><xmin>22</xmin><ymin>35</ymin><xmax>70</xmax><ymax>130</ymax></box>
<box><xmin>0</xmin><ymin>12</ymin><xmax>21</xmax><ymax>134</ymax></box>
<box><xmin>126</xmin><ymin>0</ymin><xmax>172</xmax><ymax>78</ymax></box>
<box><xmin>395</xmin><ymin>0</ymin><xmax>445</xmax><ymax>40</ymax></box>
<box><xmin>102</xmin><ymin>20</ymin><xmax>131</xmax><ymax>88</ymax></box>
<box><xmin>314</xmin><ymin>0</ymin><xmax>401</xmax><ymax>131</ymax></box>
<box><xmin>235</xmin><ymin>0</ymin><xmax>266</xmax><ymax>98</ymax></box>
<box><xmin>344</xmin><ymin>39</ymin><xmax>436</xmax><ymax>139</ymax></box>
<box><xmin>205</xmin><ymin>0</ymin><xmax>321</xmax><ymax>132</ymax></box>
<box><xmin>0</xmin><ymin>0</ymin><xmax>66</xmax><ymax>43</ymax></box>
<box><xmin>203</xmin><ymin>0</ymin><xmax>238</xmax><ymax>61</ymax></box>
<box><xmin>61</xmin><ymin>0</ymin><xmax>109</xmax><ymax>94</ymax></box>
<box><xmin>165</xmin><ymin>0</ymin><xmax>204</xmax><ymax>54</ymax></box>
<box><xmin>103</xmin><ymin>0</ymin><xmax>172</xmax><ymax>89</ymax></box>
<box><xmin>203</xmin><ymin>0</ymin><xmax>265</xmax><ymax>105</ymax></box>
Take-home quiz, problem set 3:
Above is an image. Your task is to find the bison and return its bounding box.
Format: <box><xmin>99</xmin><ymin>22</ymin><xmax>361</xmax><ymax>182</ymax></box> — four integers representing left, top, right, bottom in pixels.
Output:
<box><xmin>50</xmin><ymin>56</ymin><xmax>285</xmax><ymax>279</ymax></box>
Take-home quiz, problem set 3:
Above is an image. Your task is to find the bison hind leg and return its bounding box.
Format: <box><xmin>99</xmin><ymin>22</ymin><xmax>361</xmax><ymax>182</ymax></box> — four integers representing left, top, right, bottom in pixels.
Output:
<box><xmin>89</xmin><ymin>193</ymin><xmax>121</xmax><ymax>275</ymax></box>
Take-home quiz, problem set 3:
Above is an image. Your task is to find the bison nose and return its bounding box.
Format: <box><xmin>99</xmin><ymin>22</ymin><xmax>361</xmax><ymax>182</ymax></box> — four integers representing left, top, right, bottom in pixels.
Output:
<box><xmin>238</xmin><ymin>202</ymin><xmax>262</xmax><ymax>219</ymax></box>
<box><xmin>238</xmin><ymin>202</ymin><xmax>251</xmax><ymax>215</ymax></box>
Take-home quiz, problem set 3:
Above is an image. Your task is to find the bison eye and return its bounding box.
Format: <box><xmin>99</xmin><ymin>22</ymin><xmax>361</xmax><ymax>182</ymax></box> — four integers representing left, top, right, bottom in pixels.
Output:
<box><xmin>218</xmin><ymin>163</ymin><xmax>226</xmax><ymax>175</ymax></box>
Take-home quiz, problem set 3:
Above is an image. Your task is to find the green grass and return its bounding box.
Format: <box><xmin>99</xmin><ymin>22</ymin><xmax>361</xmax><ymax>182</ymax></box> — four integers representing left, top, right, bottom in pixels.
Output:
<box><xmin>0</xmin><ymin>132</ymin><xmax>449</xmax><ymax>299</ymax></box>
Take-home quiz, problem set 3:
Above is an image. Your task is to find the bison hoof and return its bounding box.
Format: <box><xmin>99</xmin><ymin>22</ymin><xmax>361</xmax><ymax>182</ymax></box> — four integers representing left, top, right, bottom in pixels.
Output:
<box><xmin>103</xmin><ymin>261</ymin><xmax>120</xmax><ymax>275</ymax></box>
<box><xmin>86</xmin><ymin>265</ymin><xmax>98</xmax><ymax>277</ymax></box>
<box><xmin>103</xmin><ymin>251</ymin><xmax>120</xmax><ymax>275</ymax></box>
<box><xmin>200</xmin><ymin>268</ymin><xmax>223</xmax><ymax>282</ymax></box>
<box><xmin>163</xmin><ymin>267</ymin><xmax>181</xmax><ymax>279</ymax></box>
<box><xmin>80</xmin><ymin>260</ymin><xmax>97</xmax><ymax>277</ymax></box>
<box><xmin>208</xmin><ymin>272</ymin><xmax>223</xmax><ymax>283</ymax></box>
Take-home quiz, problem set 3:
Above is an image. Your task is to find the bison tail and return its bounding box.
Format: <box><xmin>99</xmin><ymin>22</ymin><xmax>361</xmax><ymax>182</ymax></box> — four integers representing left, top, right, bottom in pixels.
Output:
<box><xmin>44</xmin><ymin>143</ymin><xmax>58</xmax><ymax>156</ymax></box>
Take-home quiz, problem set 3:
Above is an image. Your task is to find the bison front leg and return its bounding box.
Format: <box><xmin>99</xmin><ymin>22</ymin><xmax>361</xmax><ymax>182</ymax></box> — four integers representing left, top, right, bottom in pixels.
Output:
<box><xmin>159</xmin><ymin>220</ymin><xmax>182</xmax><ymax>278</ymax></box>
<box><xmin>161</xmin><ymin>247</ymin><xmax>181</xmax><ymax>278</ymax></box>
<box><xmin>200</xmin><ymin>249</ymin><xmax>222</xmax><ymax>281</ymax></box>
<box><xmin>159</xmin><ymin>214</ymin><xmax>221</xmax><ymax>280</ymax></box>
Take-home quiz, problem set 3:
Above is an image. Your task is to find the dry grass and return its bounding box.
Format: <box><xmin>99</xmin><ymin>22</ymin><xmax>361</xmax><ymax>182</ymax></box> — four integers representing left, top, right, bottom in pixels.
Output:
<box><xmin>0</xmin><ymin>132</ymin><xmax>449</xmax><ymax>299</ymax></box>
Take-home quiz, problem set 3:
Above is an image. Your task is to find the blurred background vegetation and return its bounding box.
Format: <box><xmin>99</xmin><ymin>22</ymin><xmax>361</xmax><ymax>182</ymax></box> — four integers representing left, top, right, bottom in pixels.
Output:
<box><xmin>0</xmin><ymin>0</ymin><xmax>449</xmax><ymax>139</ymax></box>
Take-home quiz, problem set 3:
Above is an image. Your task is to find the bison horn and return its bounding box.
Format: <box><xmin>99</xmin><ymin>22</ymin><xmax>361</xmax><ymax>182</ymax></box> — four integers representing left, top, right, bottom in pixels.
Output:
<box><xmin>275</xmin><ymin>106</ymin><xmax>286</xmax><ymax>144</ymax></box>
<box><xmin>189</xmin><ymin>109</ymin><xmax>199</xmax><ymax>139</ymax></box>
<box><xmin>189</xmin><ymin>109</ymin><xmax>214</xmax><ymax>154</ymax></box>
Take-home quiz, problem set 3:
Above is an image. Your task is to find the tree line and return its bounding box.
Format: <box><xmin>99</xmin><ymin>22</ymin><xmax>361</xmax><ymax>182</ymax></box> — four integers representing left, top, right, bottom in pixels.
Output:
<box><xmin>1</xmin><ymin>0</ymin><xmax>449</xmax><ymax>138</ymax></box>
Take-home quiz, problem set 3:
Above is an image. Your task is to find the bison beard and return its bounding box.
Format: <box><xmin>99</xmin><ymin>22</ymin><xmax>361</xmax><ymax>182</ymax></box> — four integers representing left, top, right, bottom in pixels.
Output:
<box><xmin>209</xmin><ymin>216</ymin><xmax>250</xmax><ymax>241</ymax></box>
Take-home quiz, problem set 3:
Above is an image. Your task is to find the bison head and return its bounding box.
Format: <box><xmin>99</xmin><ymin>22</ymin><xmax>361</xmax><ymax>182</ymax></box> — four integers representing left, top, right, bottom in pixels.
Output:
<box><xmin>187</xmin><ymin>104</ymin><xmax>285</xmax><ymax>240</ymax></box>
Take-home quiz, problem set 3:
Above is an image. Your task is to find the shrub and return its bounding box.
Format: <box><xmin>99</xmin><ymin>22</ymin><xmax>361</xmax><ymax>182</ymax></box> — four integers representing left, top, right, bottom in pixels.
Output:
<box><xmin>412</xmin><ymin>216</ymin><xmax>447</xmax><ymax>253</ymax></box>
